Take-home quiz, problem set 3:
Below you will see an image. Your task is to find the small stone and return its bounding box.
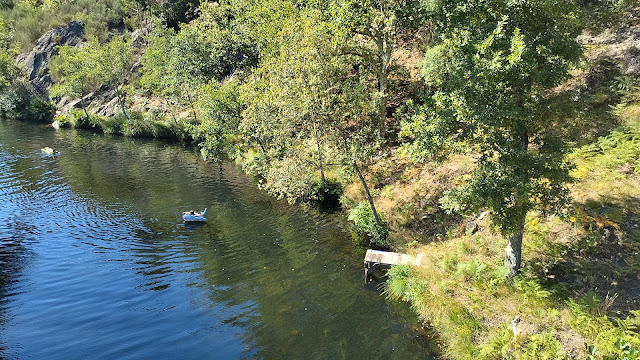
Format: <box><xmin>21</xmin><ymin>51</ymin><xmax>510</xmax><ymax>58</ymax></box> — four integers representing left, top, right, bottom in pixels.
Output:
<box><xmin>465</xmin><ymin>220</ymin><xmax>478</xmax><ymax>235</ymax></box>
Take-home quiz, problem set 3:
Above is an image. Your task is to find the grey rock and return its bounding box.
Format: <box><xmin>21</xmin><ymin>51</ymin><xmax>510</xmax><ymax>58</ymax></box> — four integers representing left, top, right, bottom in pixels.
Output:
<box><xmin>465</xmin><ymin>220</ymin><xmax>478</xmax><ymax>235</ymax></box>
<box><xmin>624</xmin><ymin>51</ymin><xmax>640</xmax><ymax>74</ymax></box>
<box><xmin>16</xmin><ymin>21</ymin><xmax>85</xmax><ymax>98</ymax></box>
<box><xmin>131</xmin><ymin>29</ymin><xmax>146</xmax><ymax>49</ymax></box>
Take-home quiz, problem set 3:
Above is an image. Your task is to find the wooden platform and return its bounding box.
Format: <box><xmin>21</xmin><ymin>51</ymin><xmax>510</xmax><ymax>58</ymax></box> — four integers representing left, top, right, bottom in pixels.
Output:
<box><xmin>364</xmin><ymin>249</ymin><xmax>423</xmax><ymax>283</ymax></box>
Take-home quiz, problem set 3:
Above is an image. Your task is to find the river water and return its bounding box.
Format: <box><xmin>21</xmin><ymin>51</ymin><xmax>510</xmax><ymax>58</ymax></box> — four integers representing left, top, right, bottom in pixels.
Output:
<box><xmin>0</xmin><ymin>120</ymin><xmax>436</xmax><ymax>359</ymax></box>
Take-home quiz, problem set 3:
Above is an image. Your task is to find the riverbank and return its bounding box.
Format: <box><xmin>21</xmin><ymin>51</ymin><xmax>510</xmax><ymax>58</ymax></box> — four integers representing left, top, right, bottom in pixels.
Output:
<box><xmin>3</xmin><ymin>2</ymin><xmax>640</xmax><ymax>358</ymax></box>
<box><xmin>0</xmin><ymin>119</ymin><xmax>440</xmax><ymax>359</ymax></box>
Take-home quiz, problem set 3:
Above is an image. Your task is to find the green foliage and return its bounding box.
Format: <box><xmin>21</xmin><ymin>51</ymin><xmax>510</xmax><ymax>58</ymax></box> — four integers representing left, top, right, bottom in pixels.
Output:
<box><xmin>25</xmin><ymin>95</ymin><xmax>54</xmax><ymax>122</ymax></box>
<box><xmin>514</xmin><ymin>276</ymin><xmax>552</xmax><ymax>306</ymax></box>
<box><xmin>309</xmin><ymin>179</ymin><xmax>343</xmax><ymax>203</ymax></box>
<box><xmin>611</xmin><ymin>75</ymin><xmax>640</xmax><ymax>104</ymax></box>
<box><xmin>601</xmin><ymin>338</ymin><xmax>640</xmax><ymax>360</ymax></box>
<box><xmin>188</xmin><ymin>79</ymin><xmax>242</xmax><ymax>160</ymax></box>
<box><xmin>578</xmin><ymin>0</ymin><xmax>638</xmax><ymax>33</ymax></box>
<box><xmin>519</xmin><ymin>332</ymin><xmax>566</xmax><ymax>360</ymax></box>
<box><xmin>385</xmin><ymin>264</ymin><xmax>412</xmax><ymax>300</ymax></box>
<box><xmin>98</xmin><ymin>35</ymin><xmax>134</xmax><ymax>91</ymax></box>
<box><xmin>570</xmin><ymin>300</ymin><xmax>640</xmax><ymax>359</ymax></box>
<box><xmin>570</xmin><ymin>121</ymin><xmax>640</xmax><ymax>176</ymax></box>
<box><xmin>0</xmin><ymin>14</ymin><xmax>17</xmax><ymax>89</ymax></box>
<box><xmin>55</xmin><ymin>108</ymin><xmax>86</xmax><ymax>127</ymax></box>
<box><xmin>0</xmin><ymin>80</ymin><xmax>54</xmax><ymax>121</ymax></box>
<box><xmin>50</xmin><ymin>38</ymin><xmax>101</xmax><ymax>114</ymax></box>
<box><xmin>455</xmin><ymin>259</ymin><xmax>487</xmax><ymax>282</ymax></box>
<box><xmin>155</xmin><ymin>0</ymin><xmax>199</xmax><ymax>29</ymax></box>
<box><xmin>415</xmin><ymin>0</ymin><xmax>582</xmax><ymax>232</ymax></box>
<box><xmin>348</xmin><ymin>201</ymin><xmax>389</xmax><ymax>247</ymax></box>
<box><xmin>402</xmin><ymin>0</ymin><xmax>584</xmax><ymax>278</ymax></box>
<box><xmin>237</xmin><ymin>7</ymin><xmax>384</xmax><ymax>210</ymax></box>
<box><xmin>327</xmin><ymin>0</ymin><xmax>431</xmax><ymax>131</ymax></box>
<box><xmin>228</xmin><ymin>0</ymin><xmax>297</xmax><ymax>58</ymax></box>
<box><xmin>0</xmin><ymin>14</ymin><xmax>52</xmax><ymax>122</ymax></box>
<box><xmin>140</xmin><ymin>6</ymin><xmax>257</xmax><ymax>98</ymax></box>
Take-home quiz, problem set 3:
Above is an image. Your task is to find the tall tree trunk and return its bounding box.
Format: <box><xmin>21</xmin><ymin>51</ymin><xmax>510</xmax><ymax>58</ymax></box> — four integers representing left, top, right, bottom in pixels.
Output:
<box><xmin>375</xmin><ymin>32</ymin><xmax>391</xmax><ymax>128</ymax></box>
<box><xmin>505</xmin><ymin>129</ymin><xmax>530</xmax><ymax>279</ymax></box>
<box><xmin>505</xmin><ymin>216</ymin><xmax>525</xmax><ymax>279</ymax></box>
<box><xmin>319</xmin><ymin>159</ymin><xmax>326</xmax><ymax>183</ymax></box>
<box><xmin>186</xmin><ymin>93</ymin><xmax>198</xmax><ymax>122</ymax></box>
<box><xmin>354</xmin><ymin>161</ymin><xmax>382</xmax><ymax>226</ymax></box>
<box><xmin>315</xmin><ymin>130</ymin><xmax>325</xmax><ymax>183</ymax></box>
<box><xmin>257</xmin><ymin>138</ymin><xmax>270</xmax><ymax>162</ymax></box>
<box><xmin>117</xmin><ymin>91</ymin><xmax>130</xmax><ymax>122</ymax></box>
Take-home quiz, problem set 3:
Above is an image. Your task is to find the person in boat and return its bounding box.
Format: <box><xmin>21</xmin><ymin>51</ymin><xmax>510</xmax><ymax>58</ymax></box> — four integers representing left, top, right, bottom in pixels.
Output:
<box><xmin>183</xmin><ymin>210</ymin><xmax>201</xmax><ymax>216</ymax></box>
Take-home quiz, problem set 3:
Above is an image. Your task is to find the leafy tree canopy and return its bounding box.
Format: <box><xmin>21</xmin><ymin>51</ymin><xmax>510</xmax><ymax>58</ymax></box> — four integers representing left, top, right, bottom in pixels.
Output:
<box><xmin>402</xmin><ymin>0</ymin><xmax>584</xmax><ymax>276</ymax></box>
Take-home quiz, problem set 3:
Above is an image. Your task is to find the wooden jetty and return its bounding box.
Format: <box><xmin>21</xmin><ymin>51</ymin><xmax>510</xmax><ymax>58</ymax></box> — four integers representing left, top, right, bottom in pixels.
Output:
<box><xmin>364</xmin><ymin>249</ymin><xmax>423</xmax><ymax>283</ymax></box>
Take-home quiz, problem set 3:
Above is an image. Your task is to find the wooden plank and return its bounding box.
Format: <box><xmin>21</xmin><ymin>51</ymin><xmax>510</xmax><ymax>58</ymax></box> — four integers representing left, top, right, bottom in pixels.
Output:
<box><xmin>364</xmin><ymin>249</ymin><xmax>423</xmax><ymax>266</ymax></box>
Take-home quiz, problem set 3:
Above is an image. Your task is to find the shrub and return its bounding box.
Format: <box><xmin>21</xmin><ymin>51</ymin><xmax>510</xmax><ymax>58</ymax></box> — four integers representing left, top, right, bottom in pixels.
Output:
<box><xmin>348</xmin><ymin>201</ymin><xmax>389</xmax><ymax>248</ymax></box>
<box><xmin>519</xmin><ymin>332</ymin><xmax>566</xmax><ymax>360</ymax></box>
<box><xmin>309</xmin><ymin>179</ymin><xmax>342</xmax><ymax>209</ymax></box>
<box><xmin>55</xmin><ymin>108</ymin><xmax>85</xmax><ymax>127</ymax></box>
<box><xmin>0</xmin><ymin>81</ymin><xmax>53</xmax><ymax>122</ymax></box>
<box><xmin>25</xmin><ymin>96</ymin><xmax>55</xmax><ymax>122</ymax></box>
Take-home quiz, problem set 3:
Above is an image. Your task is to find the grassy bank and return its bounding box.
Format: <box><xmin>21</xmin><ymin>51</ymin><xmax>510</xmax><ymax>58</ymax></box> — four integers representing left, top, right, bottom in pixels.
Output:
<box><xmin>375</xmin><ymin>96</ymin><xmax>640</xmax><ymax>358</ymax></box>
<box><xmin>54</xmin><ymin>108</ymin><xmax>192</xmax><ymax>140</ymax></box>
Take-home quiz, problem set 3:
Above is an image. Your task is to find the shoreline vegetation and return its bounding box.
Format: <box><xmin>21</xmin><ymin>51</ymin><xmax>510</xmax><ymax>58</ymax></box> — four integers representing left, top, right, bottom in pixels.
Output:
<box><xmin>1</xmin><ymin>0</ymin><xmax>639</xmax><ymax>358</ymax></box>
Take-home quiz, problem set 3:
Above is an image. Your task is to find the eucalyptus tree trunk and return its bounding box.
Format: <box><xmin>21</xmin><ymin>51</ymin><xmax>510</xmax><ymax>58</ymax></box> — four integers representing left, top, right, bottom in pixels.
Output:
<box><xmin>116</xmin><ymin>91</ymin><xmax>130</xmax><ymax>122</ymax></box>
<box><xmin>505</xmin><ymin>218</ymin><xmax>525</xmax><ymax>279</ymax></box>
<box><xmin>373</xmin><ymin>26</ymin><xmax>392</xmax><ymax>127</ymax></box>
<box><xmin>354</xmin><ymin>161</ymin><xmax>382</xmax><ymax>226</ymax></box>
<box><xmin>505</xmin><ymin>130</ymin><xmax>530</xmax><ymax>279</ymax></box>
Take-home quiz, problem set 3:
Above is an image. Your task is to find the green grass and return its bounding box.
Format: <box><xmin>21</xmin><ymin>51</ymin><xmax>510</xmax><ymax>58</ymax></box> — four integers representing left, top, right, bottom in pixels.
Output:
<box><xmin>56</xmin><ymin>108</ymin><xmax>190</xmax><ymax>140</ymax></box>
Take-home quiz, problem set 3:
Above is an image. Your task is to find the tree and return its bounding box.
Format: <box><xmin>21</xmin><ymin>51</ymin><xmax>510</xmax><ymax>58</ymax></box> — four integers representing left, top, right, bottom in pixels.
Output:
<box><xmin>239</xmin><ymin>8</ymin><xmax>386</xmax><ymax>229</ymax></box>
<box><xmin>98</xmin><ymin>35</ymin><xmax>134</xmax><ymax>121</ymax></box>
<box><xmin>140</xmin><ymin>7</ymin><xmax>257</xmax><ymax>122</ymax></box>
<box><xmin>0</xmin><ymin>15</ymin><xmax>17</xmax><ymax>90</ymax></box>
<box><xmin>50</xmin><ymin>39</ymin><xmax>102</xmax><ymax>120</ymax></box>
<box><xmin>328</xmin><ymin>0</ymin><xmax>429</xmax><ymax>127</ymax></box>
<box><xmin>189</xmin><ymin>79</ymin><xmax>243</xmax><ymax>160</ymax></box>
<box><xmin>403</xmin><ymin>0</ymin><xmax>583</xmax><ymax>278</ymax></box>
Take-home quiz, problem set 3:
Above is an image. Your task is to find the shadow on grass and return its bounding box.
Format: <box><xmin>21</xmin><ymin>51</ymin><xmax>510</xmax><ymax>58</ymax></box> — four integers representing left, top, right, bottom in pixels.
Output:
<box><xmin>549</xmin><ymin>56</ymin><xmax>626</xmax><ymax>149</ymax></box>
<box><xmin>528</xmin><ymin>195</ymin><xmax>640</xmax><ymax>316</ymax></box>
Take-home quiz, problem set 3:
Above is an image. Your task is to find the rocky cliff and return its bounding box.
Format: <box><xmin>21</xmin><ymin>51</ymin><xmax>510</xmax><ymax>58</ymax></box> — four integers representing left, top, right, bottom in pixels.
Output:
<box><xmin>15</xmin><ymin>21</ymin><xmax>148</xmax><ymax>119</ymax></box>
<box><xmin>16</xmin><ymin>21</ymin><xmax>84</xmax><ymax>98</ymax></box>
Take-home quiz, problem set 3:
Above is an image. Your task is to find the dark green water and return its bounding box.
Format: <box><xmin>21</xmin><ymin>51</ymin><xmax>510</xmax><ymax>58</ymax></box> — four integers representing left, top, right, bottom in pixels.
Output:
<box><xmin>0</xmin><ymin>120</ymin><xmax>437</xmax><ymax>359</ymax></box>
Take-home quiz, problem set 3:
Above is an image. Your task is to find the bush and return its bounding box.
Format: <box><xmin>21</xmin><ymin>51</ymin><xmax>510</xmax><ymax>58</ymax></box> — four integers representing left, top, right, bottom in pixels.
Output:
<box><xmin>55</xmin><ymin>108</ymin><xmax>86</xmax><ymax>127</ymax></box>
<box><xmin>348</xmin><ymin>201</ymin><xmax>389</xmax><ymax>248</ymax></box>
<box><xmin>309</xmin><ymin>179</ymin><xmax>342</xmax><ymax>210</ymax></box>
<box><xmin>0</xmin><ymin>81</ymin><xmax>54</xmax><ymax>122</ymax></box>
<box><xmin>25</xmin><ymin>96</ymin><xmax>55</xmax><ymax>122</ymax></box>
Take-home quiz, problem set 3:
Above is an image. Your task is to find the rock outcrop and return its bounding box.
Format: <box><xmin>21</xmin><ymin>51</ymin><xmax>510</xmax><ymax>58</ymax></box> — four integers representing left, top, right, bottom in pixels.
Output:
<box><xmin>16</xmin><ymin>21</ymin><xmax>84</xmax><ymax>98</ymax></box>
<box><xmin>579</xmin><ymin>8</ymin><xmax>640</xmax><ymax>75</ymax></box>
<box><xmin>15</xmin><ymin>21</ymin><xmax>149</xmax><ymax>119</ymax></box>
